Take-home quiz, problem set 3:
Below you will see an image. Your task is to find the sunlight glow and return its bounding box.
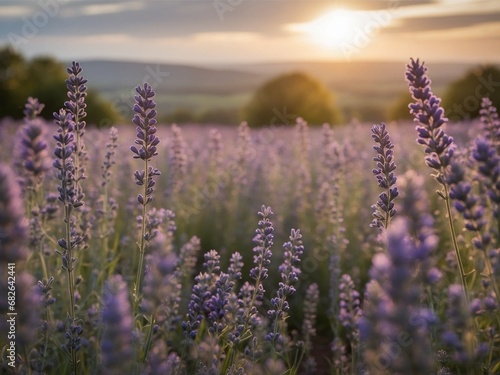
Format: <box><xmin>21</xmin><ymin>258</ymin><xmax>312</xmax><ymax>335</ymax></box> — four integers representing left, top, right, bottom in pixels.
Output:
<box><xmin>287</xmin><ymin>9</ymin><xmax>370</xmax><ymax>48</ymax></box>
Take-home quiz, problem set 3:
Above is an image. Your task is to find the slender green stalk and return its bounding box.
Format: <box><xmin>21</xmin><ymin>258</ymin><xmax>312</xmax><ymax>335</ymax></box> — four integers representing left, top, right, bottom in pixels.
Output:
<box><xmin>442</xmin><ymin>184</ymin><xmax>471</xmax><ymax>303</ymax></box>
<box><xmin>140</xmin><ymin>312</ymin><xmax>156</xmax><ymax>363</ymax></box>
<box><xmin>64</xmin><ymin>204</ymin><xmax>78</xmax><ymax>374</ymax></box>
<box><xmin>134</xmin><ymin>159</ymin><xmax>149</xmax><ymax>310</ymax></box>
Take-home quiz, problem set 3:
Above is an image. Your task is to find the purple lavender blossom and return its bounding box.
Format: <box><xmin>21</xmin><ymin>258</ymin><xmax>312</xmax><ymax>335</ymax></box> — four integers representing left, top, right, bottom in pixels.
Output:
<box><xmin>14</xmin><ymin>273</ymin><xmax>41</xmax><ymax>351</ymax></box>
<box><xmin>203</xmin><ymin>249</ymin><xmax>221</xmax><ymax>277</ymax></box>
<box><xmin>229</xmin><ymin>281</ymin><xmax>257</xmax><ymax>346</ymax></box>
<box><xmin>101</xmin><ymin>127</ymin><xmax>118</xmax><ymax>188</ymax></box>
<box><xmin>267</xmin><ymin>229</ymin><xmax>303</xmax><ymax>345</ymax></box>
<box><xmin>406</xmin><ymin>58</ymin><xmax>471</xmax><ymax>300</ymax></box>
<box><xmin>64</xmin><ymin>62</ymin><xmax>88</xmax><ymax>199</ymax></box>
<box><xmin>302</xmin><ymin>283</ymin><xmax>319</xmax><ymax>342</ymax></box>
<box><xmin>370</xmin><ymin>123</ymin><xmax>398</xmax><ymax>229</ymax></box>
<box><xmin>0</xmin><ymin>164</ymin><xmax>41</xmax><ymax>362</ymax></box>
<box><xmin>249</xmin><ymin>205</ymin><xmax>274</xmax><ymax>284</ymax></box>
<box><xmin>131</xmin><ymin>83</ymin><xmax>161</xmax><ymax>305</ymax></box>
<box><xmin>130</xmin><ymin>83</ymin><xmax>161</xmax><ymax>205</ymax></box>
<box><xmin>448</xmin><ymin>161</ymin><xmax>488</xmax><ymax>247</ymax></box>
<box><xmin>53</xmin><ymin>108</ymin><xmax>86</xmax><ymax>372</ymax></box>
<box><xmin>206</xmin><ymin>272</ymin><xmax>234</xmax><ymax>335</ymax></box>
<box><xmin>208</xmin><ymin>128</ymin><xmax>223</xmax><ymax>172</ymax></box>
<box><xmin>24</xmin><ymin>96</ymin><xmax>45</xmax><ymax>119</ymax></box>
<box><xmin>302</xmin><ymin>283</ymin><xmax>319</xmax><ymax>373</ymax></box>
<box><xmin>17</xmin><ymin>121</ymin><xmax>50</xmax><ymax>184</ymax></box>
<box><xmin>130</xmin><ymin>83</ymin><xmax>160</xmax><ymax>162</ymax></box>
<box><xmin>101</xmin><ymin>275</ymin><xmax>134</xmax><ymax>374</ymax></box>
<box><xmin>406</xmin><ymin>58</ymin><xmax>454</xmax><ymax>180</ymax></box>
<box><xmin>0</xmin><ymin>165</ymin><xmax>40</xmax><ymax>367</ymax></box>
<box><xmin>360</xmin><ymin>218</ymin><xmax>436</xmax><ymax>374</ymax></box>
<box><xmin>448</xmin><ymin>142</ymin><xmax>500</xmax><ymax>303</ymax></box>
<box><xmin>228</xmin><ymin>252</ymin><xmax>244</xmax><ymax>282</ymax></box>
<box><xmin>65</xmin><ymin>62</ymin><xmax>87</xmax><ymax>135</ymax></box>
<box><xmin>15</xmin><ymin>98</ymin><xmax>50</xmax><ymax>190</ymax></box>
<box><xmin>338</xmin><ymin>274</ymin><xmax>361</xmax><ymax>339</ymax></box>
<box><xmin>480</xmin><ymin>97</ymin><xmax>500</xmax><ymax>147</ymax></box>
<box><xmin>38</xmin><ymin>276</ymin><xmax>56</xmax><ymax>307</ymax></box>
<box><xmin>182</xmin><ymin>272</ymin><xmax>212</xmax><ymax>340</ymax></box>
<box><xmin>53</xmin><ymin>109</ymin><xmax>83</xmax><ymax>209</ymax></box>
<box><xmin>166</xmin><ymin>124</ymin><xmax>187</xmax><ymax>197</ymax></box>
<box><xmin>441</xmin><ymin>284</ymin><xmax>488</xmax><ymax>368</ymax></box>
<box><xmin>471</xmin><ymin>137</ymin><xmax>500</xmax><ymax>221</ymax></box>
<box><xmin>176</xmin><ymin>236</ymin><xmax>201</xmax><ymax>282</ymax></box>
<box><xmin>0</xmin><ymin>164</ymin><xmax>28</xmax><ymax>262</ymax></box>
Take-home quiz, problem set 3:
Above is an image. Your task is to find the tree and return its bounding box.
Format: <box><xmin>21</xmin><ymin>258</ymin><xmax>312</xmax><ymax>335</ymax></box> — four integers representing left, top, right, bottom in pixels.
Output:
<box><xmin>442</xmin><ymin>64</ymin><xmax>500</xmax><ymax>122</ymax></box>
<box><xmin>0</xmin><ymin>46</ymin><xmax>119</xmax><ymax>126</ymax></box>
<box><xmin>243</xmin><ymin>72</ymin><xmax>342</xmax><ymax>127</ymax></box>
<box><xmin>0</xmin><ymin>46</ymin><xmax>28</xmax><ymax>117</ymax></box>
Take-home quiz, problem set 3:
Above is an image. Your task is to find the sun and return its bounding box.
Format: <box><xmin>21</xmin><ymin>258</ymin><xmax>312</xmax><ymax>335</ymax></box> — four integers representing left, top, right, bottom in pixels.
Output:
<box><xmin>289</xmin><ymin>8</ymin><xmax>367</xmax><ymax>49</ymax></box>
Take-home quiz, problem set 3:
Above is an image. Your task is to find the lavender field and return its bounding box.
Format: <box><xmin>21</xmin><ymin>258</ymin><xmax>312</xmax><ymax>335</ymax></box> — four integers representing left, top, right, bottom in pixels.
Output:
<box><xmin>0</xmin><ymin>59</ymin><xmax>499</xmax><ymax>375</ymax></box>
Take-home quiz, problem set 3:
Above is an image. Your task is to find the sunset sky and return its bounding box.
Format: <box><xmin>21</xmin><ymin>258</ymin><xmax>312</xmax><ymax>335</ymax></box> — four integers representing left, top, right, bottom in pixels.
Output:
<box><xmin>1</xmin><ymin>0</ymin><xmax>499</xmax><ymax>65</ymax></box>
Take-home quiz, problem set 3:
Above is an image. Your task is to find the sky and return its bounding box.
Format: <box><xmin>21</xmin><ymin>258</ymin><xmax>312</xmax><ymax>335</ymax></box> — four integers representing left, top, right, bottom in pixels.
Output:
<box><xmin>1</xmin><ymin>0</ymin><xmax>499</xmax><ymax>66</ymax></box>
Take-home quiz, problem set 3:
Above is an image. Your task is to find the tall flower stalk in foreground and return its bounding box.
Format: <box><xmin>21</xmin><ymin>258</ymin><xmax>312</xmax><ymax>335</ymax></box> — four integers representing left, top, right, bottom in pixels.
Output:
<box><xmin>370</xmin><ymin>123</ymin><xmax>398</xmax><ymax>230</ymax></box>
<box><xmin>406</xmin><ymin>58</ymin><xmax>470</xmax><ymax>300</ymax></box>
<box><xmin>53</xmin><ymin>109</ymin><xmax>83</xmax><ymax>373</ymax></box>
<box><xmin>130</xmin><ymin>83</ymin><xmax>161</xmax><ymax>307</ymax></box>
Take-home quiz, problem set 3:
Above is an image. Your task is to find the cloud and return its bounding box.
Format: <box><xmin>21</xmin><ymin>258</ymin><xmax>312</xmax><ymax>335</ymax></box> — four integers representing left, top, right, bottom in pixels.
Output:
<box><xmin>384</xmin><ymin>11</ymin><xmax>500</xmax><ymax>33</ymax></box>
<box><xmin>0</xmin><ymin>1</ymin><xmax>342</xmax><ymax>40</ymax></box>
<box><xmin>342</xmin><ymin>0</ymin><xmax>436</xmax><ymax>11</ymax></box>
<box><xmin>0</xmin><ymin>0</ymin><xmax>499</xmax><ymax>64</ymax></box>
<box><xmin>0</xmin><ymin>5</ymin><xmax>33</xmax><ymax>18</ymax></box>
<box><xmin>1</xmin><ymin>0</ymin><xmax>497</xmax><ymax>42</ymax></box>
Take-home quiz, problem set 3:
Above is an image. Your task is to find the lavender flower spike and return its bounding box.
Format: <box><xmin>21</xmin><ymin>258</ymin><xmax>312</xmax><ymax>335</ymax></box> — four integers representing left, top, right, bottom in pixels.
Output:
<box><xmin>53</xmin><ymin>109</ymin><xmax>83</xmax><ymax>209</ymax></box>
<box><xmin>249</xmin><ymin>205</ymin><xmax>274</xmax><ymax>286</ymax></box>
<box><xmin>16</xmin><ymin>98</ymin><xmax>50</xmax><ymax>191</ymax></box>
<box><xmin>131</xmin><ymin>83</ymin><xmax>161</xmax><ymax>304</ymax></box>
<box><xmin>480</xmin><ymin>97</ymin><xmax>500</xmax><ymax>147</ymax></box>
<box><xmin>101</xmin><ymin>275</ymin><xmax>134</xmax><ymax>374</ymax></box>
<box><xmin>0</xmin><ymin>164</ymin><xmax>28</xmax><ymax>263</ymax></box>
<box><xmin>406</xmin><ymin>58</ymin><xmax>469</xmax><ymax>300</ymax></box>
<box><xmin>65</xmin><ymin>61</ymin><xmax>88</xmax><ymax>194</ymax></box>
<box><xmin>370</xmin><ymin>123</ymin><xmax>398</xmax><ymax>229</ymax></box>
<box><xmin>302</xmin><ymin>282</ymin><xmax>319</xmax><ymax>374</ymax></box>
<box><xmin>24</xmin><ymin>96</ymin><xmax>45</xmax><ymax>120</ymax></box>
<box><xmin>267</xmin><ymin>228</ymin><xmax>304</xmax><ymax>347</ymax></box>
<box><xmin>130</xmin><ymin>83</ymin><xmax>160</xmax><ymax>162</ymax></box>
<box><xmin>406</xmin><ymin>58</ymin><xmax>454</xmax><ymax>180</ymax></box>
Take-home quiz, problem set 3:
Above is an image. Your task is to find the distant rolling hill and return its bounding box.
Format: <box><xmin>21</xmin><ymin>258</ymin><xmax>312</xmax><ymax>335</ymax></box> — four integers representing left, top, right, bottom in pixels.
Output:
<box><xmin>79</xmin><ymin>60</ymin><xmax>265</xmax><ymax>95</ymax></box>
<box><xmin>78</xmin><ymin>59</ymin><xmax>478</xmax><ymax>122</ymax></box>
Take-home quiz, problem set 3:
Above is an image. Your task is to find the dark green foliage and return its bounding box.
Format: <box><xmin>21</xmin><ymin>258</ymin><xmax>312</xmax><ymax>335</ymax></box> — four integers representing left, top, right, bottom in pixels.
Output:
<box><xmin>0</xmin><ymin>47</ymin><xmax>119</xmax><ymax>126</ymax></box>
<box><xmin>442</xmin><ymin>64</ymin><xmax>500</xmax><ymax>121</ymax></box>
<box><xmin>198</xmin><ymin>107</ymin><xmax>240</xmax><ymax>125</ymax></box>
<box><xmin>163</xmin><ymin>107</ymin><xmax>241</xmax><ymax>125</ymax></box>
<box><xmin>163</xmin><ymin>108</ymin><xmax>197</xmax><ymax>124</ymax></box>
<box><xmin>243</xmin><ymin>72</ymin><xmax>342</xmax><ymax>127</ymax></box>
